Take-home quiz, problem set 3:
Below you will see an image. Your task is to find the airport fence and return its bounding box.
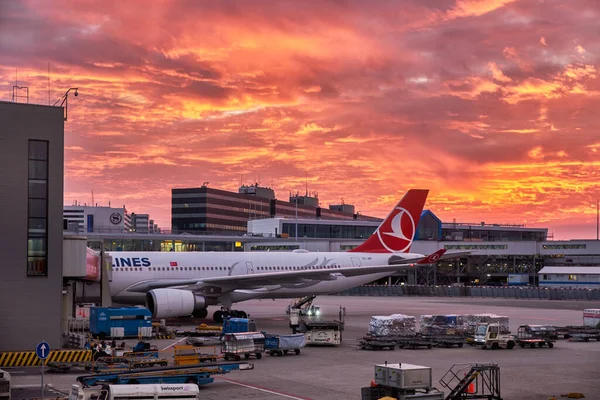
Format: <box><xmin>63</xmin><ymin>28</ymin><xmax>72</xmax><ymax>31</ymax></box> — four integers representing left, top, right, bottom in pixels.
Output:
<box><xmin>335</xmin><ymin>285</ymin><xmax>600</xmax><ymax>301</ymax></box>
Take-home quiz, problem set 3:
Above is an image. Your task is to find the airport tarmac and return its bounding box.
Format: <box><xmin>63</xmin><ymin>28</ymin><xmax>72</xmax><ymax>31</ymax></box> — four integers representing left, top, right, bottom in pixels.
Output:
<box><xmin>9</xmin><ymin>296</ymin><xmax>600</xmax><ymax>400</ymax></box>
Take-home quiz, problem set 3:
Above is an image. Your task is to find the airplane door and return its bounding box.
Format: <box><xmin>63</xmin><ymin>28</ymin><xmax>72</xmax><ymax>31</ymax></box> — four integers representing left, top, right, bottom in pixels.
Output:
<box><xmin>246</xmin><ymin>261</ymin><xmax>254</xmax><ymax>274</ymax></box>
<box><xmin>351</xmin><ymin>257</ymin><xmax>362</xmax><ymax>267</ymax></box>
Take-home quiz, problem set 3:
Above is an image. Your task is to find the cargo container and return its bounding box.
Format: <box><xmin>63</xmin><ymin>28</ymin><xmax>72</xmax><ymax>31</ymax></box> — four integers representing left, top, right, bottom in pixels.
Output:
<box><xmin>583</xmin><ymin>309</ymin><xmax>600</xmax><ymax>327</ymax></box>
<box><xmin>508</xmin><ymin>274</ymin><xmax>529</xmax><ymax>286</ymax></box>
<box><xmin>90</xmin><ymin>307</ymin><xmax>152</xmax><ymax>339</ymax></box>
<box><xmin>222</xmin><ymin>318</ymin><xmax>256</xmax><ymax>335</ymax></box>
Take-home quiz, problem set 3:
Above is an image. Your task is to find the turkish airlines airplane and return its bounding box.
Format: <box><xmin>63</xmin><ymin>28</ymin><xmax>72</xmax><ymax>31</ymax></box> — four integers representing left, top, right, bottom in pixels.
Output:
<box><xmin>103</xmin><ymin>189</ymin><xmax>462</xmax><ymax>322</ymax></box>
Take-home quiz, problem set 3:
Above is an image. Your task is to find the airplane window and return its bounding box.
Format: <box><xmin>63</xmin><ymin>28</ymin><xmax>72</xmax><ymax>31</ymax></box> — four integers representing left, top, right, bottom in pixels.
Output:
<box><xmin>162</xmin><ymin>267</ymin><xmax>165</xmax><ymax>271</ymax></box>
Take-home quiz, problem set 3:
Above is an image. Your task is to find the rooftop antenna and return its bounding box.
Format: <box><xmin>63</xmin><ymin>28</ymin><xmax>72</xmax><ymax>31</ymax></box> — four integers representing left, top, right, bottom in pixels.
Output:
<box><xmin>48</xmin><ymin>62</ymin><xmax>50</xmax><ymax>105</ymax></box>
<box><xmin>305</xmin><ymin>171</ymin><xmax>308</xmax><ymax>196</ymax></box>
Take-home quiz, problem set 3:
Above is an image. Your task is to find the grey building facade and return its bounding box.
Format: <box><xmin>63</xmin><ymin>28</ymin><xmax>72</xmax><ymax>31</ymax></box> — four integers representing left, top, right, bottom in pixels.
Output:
<box><xmin>0</xmin><ymin>101</ymin><xmax>64</xmax><ymax>351</ymax></box>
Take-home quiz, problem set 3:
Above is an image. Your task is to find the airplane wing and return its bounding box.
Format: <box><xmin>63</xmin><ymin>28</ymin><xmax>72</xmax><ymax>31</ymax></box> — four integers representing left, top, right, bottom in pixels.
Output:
<box><xmin>125</xmin><ymin>252</ymin><xmax>444</xmax><ymax>293</ymax></box>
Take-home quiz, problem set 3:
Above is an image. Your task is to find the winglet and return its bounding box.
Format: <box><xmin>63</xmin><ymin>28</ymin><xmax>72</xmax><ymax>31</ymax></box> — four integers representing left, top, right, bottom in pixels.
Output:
<box><xmin>349</xmin><ymin>189</ymin><xmax>429</xmax><ymax>253</ymax></box>
<box><xmin>416</xmin><ymin>249</ymin><xmax>446</xmax><ymax>264</ymax></box>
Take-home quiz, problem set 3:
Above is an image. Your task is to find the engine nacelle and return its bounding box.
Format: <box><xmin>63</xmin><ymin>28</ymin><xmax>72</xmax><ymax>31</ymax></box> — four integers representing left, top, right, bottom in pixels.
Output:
<box><xmin>145</xmin><ymin>289</ymin><xmax>208</xmax><ymax>319</ymax></box>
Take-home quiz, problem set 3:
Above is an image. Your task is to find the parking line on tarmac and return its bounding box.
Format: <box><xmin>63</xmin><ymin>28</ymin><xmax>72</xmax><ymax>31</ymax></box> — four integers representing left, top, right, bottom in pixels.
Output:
<box><xmin>218</xmin><ymin>378</ymin><xmax>311</xmax><ymax>400</ymax></box>
<box><xmin>160</xmin><ymin>337</ymin><xmax>187</xmax><ymax>351</ymax></box>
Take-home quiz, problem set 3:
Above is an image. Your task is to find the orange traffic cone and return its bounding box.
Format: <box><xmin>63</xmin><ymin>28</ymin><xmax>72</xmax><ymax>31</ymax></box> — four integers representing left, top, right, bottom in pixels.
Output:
<box><xmin>465</xmin><ymin>373</ymin><xmax>475</xmax><ymax>394</ymax></box>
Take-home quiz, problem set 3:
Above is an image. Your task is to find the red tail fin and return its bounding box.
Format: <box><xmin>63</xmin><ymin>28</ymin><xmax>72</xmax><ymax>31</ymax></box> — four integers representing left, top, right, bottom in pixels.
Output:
<box><xmin>348</xmin><ymin>189</ymin><xmax>429</xmax><ymax>253</ymax></box>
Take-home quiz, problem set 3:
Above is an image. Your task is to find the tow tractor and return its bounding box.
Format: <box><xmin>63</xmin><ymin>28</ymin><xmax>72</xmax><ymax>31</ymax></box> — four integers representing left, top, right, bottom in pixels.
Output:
<box><xmin>293</xmin><ymin>305</ymin><xmax>346</xmax><ymax>346</ymax></box>
<box><xmin>473</xmin><ymin>323</ymin><xmax>515</xmax><ymax>350</ymax></box>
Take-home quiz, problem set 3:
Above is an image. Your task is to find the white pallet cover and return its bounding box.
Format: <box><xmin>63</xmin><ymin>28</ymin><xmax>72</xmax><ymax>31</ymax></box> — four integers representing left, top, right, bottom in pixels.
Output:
<box><xmin>278</xmin><ymin>333</ymin><xmax>307</xmax><ymax>349</ymax></box>
<box><xmin>368</xmin><ymin>314</ymin><xmax>416</xmax><ymax>337</ymax></box>
<box><xmin>419</xmin><ymin>314</ymin><xmax>509</xmax><ymax>335</ymax></box>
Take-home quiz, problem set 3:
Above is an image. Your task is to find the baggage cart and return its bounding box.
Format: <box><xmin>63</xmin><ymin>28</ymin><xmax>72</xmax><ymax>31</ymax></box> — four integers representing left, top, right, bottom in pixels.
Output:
<box><xmin>221</xmin><ymin>332</ymin><xmax>265</xmax><ymax>361</ymax></box>
<box><xmin>357</xmin><ymin>337</ymin><xmax>396</xmax><ymax>351</ymax></box>
<box><xmin>264</xmin><ymin>333</ymin><xmax>306</xmax><ymax>356</ymax></box>
<box><xmin>516</xmin><ymin>325</ymin><xmax>555</xmax><ymax>348</ymax></box>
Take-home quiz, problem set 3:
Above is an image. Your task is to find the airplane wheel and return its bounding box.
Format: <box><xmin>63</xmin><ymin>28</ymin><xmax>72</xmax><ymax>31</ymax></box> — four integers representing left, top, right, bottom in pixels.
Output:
<box><xmin>213</xmin><ymin>310</ymin><xmax>223</xmax><ymax>323</ymax></box>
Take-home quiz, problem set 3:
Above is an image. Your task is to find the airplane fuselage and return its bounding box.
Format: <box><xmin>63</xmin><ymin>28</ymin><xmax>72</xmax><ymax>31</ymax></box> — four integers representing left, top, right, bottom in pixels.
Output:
<box><xmin>107</xmin><ymin>250</ymin><xmax>423</xmax><ymax>306</ymax></box>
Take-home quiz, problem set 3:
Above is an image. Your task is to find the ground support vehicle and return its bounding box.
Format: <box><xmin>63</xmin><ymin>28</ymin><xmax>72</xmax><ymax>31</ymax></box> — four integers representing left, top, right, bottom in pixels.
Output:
<box><xmin>68</xmin><ymin>383</ymin><xmax>200</xmax><ymax>400</ymax></box>
<box><xmin>173</xmin><ymin>345</ymin><xmax>218</xmax><ymax>366</ymax></box>
<box><xmin>440</xmin><ymin>363</ymin><xmax>502</xmax><ymax>400</ymax></box>
<box><xmin>47</xmin><ymin>350</ymin><xmax>167</xmax><ymax>373</ymax></box>
<box><xmin>302</xmin><ymin>321</ymin><xmax>343</xmax><ymax>346</ymax></box>
<box><xmin>76</xmin><ymin>362</ymin><xmax>254</xmax><ymax>387</ymax></box>
<box><xmin>553</xmin><ymin>326</ymin><xmax>600</xmax><ymax>341</ymax></box>
<box><xmin>47</xmin><ymin>361</ymin><xmax>94</xmax><ymax>373</ymax></box>
<box><xmin>357</xmin><ymin>337</ymin><xmax>396</xmax><ymax>351</ymax></box>
<box><xmin>221</xmin><ymin>332</ymin><xmax>265</xmax><ymax>360</ymax></box>
<box><xmin>394</xmin><ymin>336</ymin><xmax>435</xmax><ymax>350</ymax></box>
<box><xmin>264</xmin><ymin>333</ymin><xmax>306</xmax><ymax>356</ymax></box>
<box><xmin>474</xmin><ymin>323</ymin><xmax>515</xmax><ymax>350</ymax></box>
<box><xmin>429</xmin><ymin>335</ymin><xmax>466</xmax><ymax>348</ymax></box>
<box><xmin>515</xmin><ymin>325</ymin><xmax>555</xmax><ymax>348</ymax></box>
<box><xmin>362</xmin><ymin>362</ymin><xmax>445</xmax><ymax>399</ymax></box>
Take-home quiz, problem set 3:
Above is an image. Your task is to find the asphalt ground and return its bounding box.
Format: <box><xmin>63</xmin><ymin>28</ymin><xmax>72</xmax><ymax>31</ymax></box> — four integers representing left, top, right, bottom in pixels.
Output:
<box><xmin>8</xmin><ymin>296</ymin><xmax>600</xmax><ymax>400</ymax></box>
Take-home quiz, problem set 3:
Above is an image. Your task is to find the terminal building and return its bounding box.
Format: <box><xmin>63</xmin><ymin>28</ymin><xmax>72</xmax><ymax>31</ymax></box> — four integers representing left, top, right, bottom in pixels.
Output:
<box><xmin>0</xmin><ymin>101</ymin><xmax>66</xmax><ymax>352</ymax></box>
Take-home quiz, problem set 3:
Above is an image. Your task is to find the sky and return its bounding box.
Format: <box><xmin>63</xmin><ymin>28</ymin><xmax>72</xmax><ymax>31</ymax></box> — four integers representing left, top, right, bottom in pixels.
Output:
<box><xmin>1</xmin><ymin>0</ymin><xmax>599</xmax><ymax>240</ymax></box>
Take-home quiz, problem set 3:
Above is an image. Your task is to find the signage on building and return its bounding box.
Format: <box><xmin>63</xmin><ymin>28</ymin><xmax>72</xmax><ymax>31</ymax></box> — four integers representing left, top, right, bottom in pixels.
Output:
<box><xmin>110</xmin><ymin>212</ymin><xmax>122</xmax><ymax>225</ymax></box>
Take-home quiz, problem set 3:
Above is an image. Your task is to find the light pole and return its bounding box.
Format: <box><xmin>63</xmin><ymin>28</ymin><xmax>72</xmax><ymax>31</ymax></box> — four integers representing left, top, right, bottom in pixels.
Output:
<box><xmin>295</xmin><ymin>198</ymin><xmax>298</xmax><ymax>241</ymax></box>
<box><xmin>53</xmin><ymin>87</ymin><xmax>78</xmax><ymax>121</ymax></box>
<box><xmin>596</xmin><ymin>200</ymin><xmax>600</xmax><ymax>240</ymax></box>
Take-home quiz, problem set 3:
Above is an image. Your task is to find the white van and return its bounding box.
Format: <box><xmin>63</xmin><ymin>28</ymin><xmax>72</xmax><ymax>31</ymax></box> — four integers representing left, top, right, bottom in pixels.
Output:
<box><xmin>68</xmin><ymin>384</ymin><xmax>200</xmax><ymax>400</ymax></box>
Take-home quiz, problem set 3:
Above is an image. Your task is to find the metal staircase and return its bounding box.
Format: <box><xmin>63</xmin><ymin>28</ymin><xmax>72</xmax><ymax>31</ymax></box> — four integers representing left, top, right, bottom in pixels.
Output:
<box><xmin>440</xmin><ymin>363</ymin><xmax>502</xmax><ymax>400</ymax></box>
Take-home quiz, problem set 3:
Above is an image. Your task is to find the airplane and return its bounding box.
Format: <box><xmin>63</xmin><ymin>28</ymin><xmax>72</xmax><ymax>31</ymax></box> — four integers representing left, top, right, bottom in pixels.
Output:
<box><xmin>94</xmin><ymin>189</ymin><xmax>466</xmax><ymax>323</ymax></box>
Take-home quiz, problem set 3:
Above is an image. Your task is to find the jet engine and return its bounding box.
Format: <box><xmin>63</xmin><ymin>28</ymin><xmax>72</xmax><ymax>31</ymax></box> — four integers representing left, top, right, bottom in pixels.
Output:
<box><xmin>145</xmin><ymin>289</ymin><xmax>212</xmax><ymax>319</ymax></box>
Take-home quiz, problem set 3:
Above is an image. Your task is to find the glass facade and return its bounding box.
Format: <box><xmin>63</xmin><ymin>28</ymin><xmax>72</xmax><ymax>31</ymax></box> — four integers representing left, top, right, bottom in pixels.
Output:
<box><xmin>281</xmin><ymin>222</ymin><xmax>376</xmax><ymax>239</ymax></box>
<box><xmin>27</xmin><ymin>140</ymin><xmax>49</xmax><ymax>276</ymax></box>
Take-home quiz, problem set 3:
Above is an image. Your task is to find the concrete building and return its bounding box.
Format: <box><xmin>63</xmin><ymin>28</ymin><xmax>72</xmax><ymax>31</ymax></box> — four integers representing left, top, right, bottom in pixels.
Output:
<box><xmin>63</xmin><ymin>204</ymin><xmax>131</xmax><ymax>233</ymax></box>
<box><xmin>131</xmin><ymin>213</ymin><xmax>149</xmax><ymax>233</ymax></box>
<box><xmin>171</xmin><ymin>184</ymin><xmax>380</xmax><ymax>234</ymax></box>
<box><xmin>538</xmin><ymin>266</ymin><xmax>600</xmax><ymax>289</ymax></box>
<box><xmin>0</xmin><ymin>101</ymin><xmax>64</xmax><ymax>351</ymax></box>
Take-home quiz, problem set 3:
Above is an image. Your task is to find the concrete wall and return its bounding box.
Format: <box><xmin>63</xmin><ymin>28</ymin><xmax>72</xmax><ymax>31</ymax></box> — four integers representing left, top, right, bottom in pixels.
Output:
<box><xmin>0</xmin><ymin>102</ymin><xmax>64</xmax><ymax>351</ymax></box>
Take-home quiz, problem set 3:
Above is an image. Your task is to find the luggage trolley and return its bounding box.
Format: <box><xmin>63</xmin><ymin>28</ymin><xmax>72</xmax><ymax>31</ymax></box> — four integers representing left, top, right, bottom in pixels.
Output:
<box><xmin>264</xmin><ymin>333</ymin><xmax>306</xmax><ymax>356</ymax></box>
<box><xmin>221</xmin><ymin>332</ymin><xmax>265</xmax><ymax>360</ymax></box>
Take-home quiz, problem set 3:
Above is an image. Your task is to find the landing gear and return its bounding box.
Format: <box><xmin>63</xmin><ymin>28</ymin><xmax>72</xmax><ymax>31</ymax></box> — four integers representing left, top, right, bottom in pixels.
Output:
<box><xmin>192</xmin><ymin>308</ymin><xmax>208</xmax><ymax>319</ymax></box>
<box><xmin>213</xmin><ymin>309</ymin><xmax>248</xmax><ymax>323</ymax></box>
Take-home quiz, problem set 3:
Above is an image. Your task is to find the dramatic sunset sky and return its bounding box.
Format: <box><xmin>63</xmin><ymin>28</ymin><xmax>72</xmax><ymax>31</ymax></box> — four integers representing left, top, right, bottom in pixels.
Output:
<box><xmin>1</xmin><ymin>0</ymin><xmax>599</xmax><ymax>239</ymax></box>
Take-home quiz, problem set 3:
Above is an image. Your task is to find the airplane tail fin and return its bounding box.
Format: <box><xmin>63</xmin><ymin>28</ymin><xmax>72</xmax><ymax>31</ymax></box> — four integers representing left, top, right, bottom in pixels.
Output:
<box><xmin>348</xmin><ymin>189</ymin><xmax>429</xmax><ymax>253</ymax></box>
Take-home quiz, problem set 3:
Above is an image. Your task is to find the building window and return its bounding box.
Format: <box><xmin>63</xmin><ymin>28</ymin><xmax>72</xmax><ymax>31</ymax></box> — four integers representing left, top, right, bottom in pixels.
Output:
<box><xmin>568</xmin><ymin>275</ymin><xmax>577</xmax><ymax>281</ymax></box>
<box><xmin>27</xmin><ymin>140</ymin><xmax>49</xmax><ymax>277</ymax></box>
<box><xmin>543</xmin><ymin>274</ymin><xmax>548</xmax><ymax>280</ymax></box>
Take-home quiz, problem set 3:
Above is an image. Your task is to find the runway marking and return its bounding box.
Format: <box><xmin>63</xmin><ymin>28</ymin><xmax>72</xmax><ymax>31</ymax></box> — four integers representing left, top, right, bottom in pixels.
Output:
<box><xmin>160</xmin><ymin>337</ymin><xmax>187</xmax><ymax>351</ymax></box>
<box><xmin>218</xmin><ymin>378</ymin><xmax>311</xmax><ymax>399</ymax></box>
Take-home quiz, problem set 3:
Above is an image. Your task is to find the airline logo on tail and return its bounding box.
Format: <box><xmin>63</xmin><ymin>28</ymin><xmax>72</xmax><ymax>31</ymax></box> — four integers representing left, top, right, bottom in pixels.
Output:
<box><xmin>377</xmin><ymin>206</ymin><xmax>416</xmax><ymax>252</ymax></box>
<box><xmin>349</xmin><ymin>189</ymin><xmax>429</xmax><ymax>253</ymax></box>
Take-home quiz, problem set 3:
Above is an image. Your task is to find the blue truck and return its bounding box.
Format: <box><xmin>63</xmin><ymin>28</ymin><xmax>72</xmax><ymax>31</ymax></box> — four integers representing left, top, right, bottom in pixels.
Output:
<box><xmin>90</xmin><ymin>307</ymin><xmax>152</xmax><ymax>339</ymax></box>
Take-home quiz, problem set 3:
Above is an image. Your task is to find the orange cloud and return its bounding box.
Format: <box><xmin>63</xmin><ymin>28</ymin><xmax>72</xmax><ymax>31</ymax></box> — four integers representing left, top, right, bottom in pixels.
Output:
<box><xmin>1</xmin><ymin>0</ymin><xmax>600</xmax><ymax>240</ymax></box>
